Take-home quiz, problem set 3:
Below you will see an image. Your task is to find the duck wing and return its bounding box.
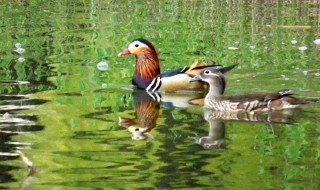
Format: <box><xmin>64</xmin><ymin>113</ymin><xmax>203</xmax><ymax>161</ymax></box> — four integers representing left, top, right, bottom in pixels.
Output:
<box><xmin>226</xmin><ymin>89</ymin><xmax>316</xmax><ymax>111</ymax></box>
<box><xmin>147</xmin><ymin>63</ymin><xmax>237</xmax><ymax>92</ymax></box>
<box><xmin>161</xmin><ymin>63</ymin><xmax>237</xmax><ymax>78</ymax></box>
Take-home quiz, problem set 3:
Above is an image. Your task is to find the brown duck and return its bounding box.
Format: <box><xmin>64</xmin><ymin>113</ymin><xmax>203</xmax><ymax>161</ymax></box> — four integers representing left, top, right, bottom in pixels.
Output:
<box><xmin>190</xmin><ymin>68</ymin><xmax>317</xmax><ymax>112</ymax></box>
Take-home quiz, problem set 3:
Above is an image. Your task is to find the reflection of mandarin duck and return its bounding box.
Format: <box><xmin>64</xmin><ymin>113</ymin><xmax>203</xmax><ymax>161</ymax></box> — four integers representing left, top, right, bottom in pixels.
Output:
<box><xmin>119</xmin><ymin>90</ymin><xmax>160</xmax><ymax>141</ymax></box>
<box><xmin>194</xmin><ymin>109</ymin><xmax>225</xmax><ymax>150</ymax></box>
<box><xmin>202</xmin><ymin>108</ymin><xmax>298</xmax><ymax>124</ymax></box>
<box><xmin>119</xmin><ymin>118</ymin><xmax>153</xmax><ymax>141</ymax></box>
<box><xmin>195</xmin><ymin>106</ymin><xmax>299</xmax><ymax>150</ymax></box>
<box><xmin>191</xmin><ymin>68</ymin><xmax>317</xmax><ymax>112</ymax></box>
<box><xmin>118</xmin><ymin>38</ymin><xmax>237</xmax><ymax>92</ymax></box>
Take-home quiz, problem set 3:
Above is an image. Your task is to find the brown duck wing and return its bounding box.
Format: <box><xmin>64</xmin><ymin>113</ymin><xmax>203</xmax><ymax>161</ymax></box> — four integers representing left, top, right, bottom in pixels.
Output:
<box><xmin>226</xmin><ymin>93</ymin><xmax>270</xmax><ymax>102</ymax></box>
<box><xmin>226</xmin><ymin>90</ymin><xmax>294</xmax><ymax>102</ymax></box>
<box><xmin>237</xmin><ymin>100</ymin><xmax>268</xmax><ymax>112</ymax></box>
<box><xmin>226</xmin><ymin>89</ymin><xmax>315</xmax><ymax>111</ymax></box>
<box><xmin>270</xmin><ymin>94</ymin><xmax>317</xmax><ymax>110</ymax></box>
<box><xmin>267</xmin><ymin>89</ymin><xmax>314</xmax><ymax>108</ymax></box>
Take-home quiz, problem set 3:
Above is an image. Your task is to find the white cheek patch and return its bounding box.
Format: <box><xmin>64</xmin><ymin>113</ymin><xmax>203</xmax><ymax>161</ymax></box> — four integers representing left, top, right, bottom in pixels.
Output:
<box><xmin>200</xmin><ymin>72</ymin><xmax>220</xmax><ymax>81</ymax></box>
<box><xmin>128</xmin><ymin>41</ymin><xmax>150</xmax><ymax>52</ymax></box>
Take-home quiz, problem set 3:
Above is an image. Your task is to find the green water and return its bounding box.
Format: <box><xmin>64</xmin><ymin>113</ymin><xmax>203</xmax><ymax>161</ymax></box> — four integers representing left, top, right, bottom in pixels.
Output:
<box><xmin>1</xmin><ymin>1</ymin><xmax>320</xmax><ymax>189</ymax></box>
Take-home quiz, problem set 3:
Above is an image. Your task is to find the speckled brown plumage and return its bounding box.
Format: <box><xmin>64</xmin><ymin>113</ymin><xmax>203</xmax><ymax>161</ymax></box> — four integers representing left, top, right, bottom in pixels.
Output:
<box><xmin>192</xmin><ymin>68</ymin><xmax>317</xmax><ymax>112</ymax></box>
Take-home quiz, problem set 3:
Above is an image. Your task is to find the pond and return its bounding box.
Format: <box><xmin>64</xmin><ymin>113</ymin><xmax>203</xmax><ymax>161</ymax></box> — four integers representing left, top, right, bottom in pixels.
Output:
<box><xmin>1</xmin><ymin>1</ymin><xmax>320</xmax><ymax>189</ymax></box>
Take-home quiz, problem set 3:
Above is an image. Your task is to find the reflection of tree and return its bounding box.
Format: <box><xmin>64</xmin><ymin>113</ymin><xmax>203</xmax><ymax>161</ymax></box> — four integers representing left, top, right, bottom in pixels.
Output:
<box><xmin>0</xmin><ymin>57</ymin><xmax>51</xmax><ymax>185</ymax></box>
<box><xmin>0</xmin><ymin>59</ymin><xmax>56</xmax><ymax>95</ymax></box>
<box><xmin>0</xmin><ymin>112</ymin><xmax>44</xmax><ymax>187</ymax></box>
<box><xmin>17</xmin><ymin>151</ymin><xmax>36</xmax><ymax>190</ymax></box>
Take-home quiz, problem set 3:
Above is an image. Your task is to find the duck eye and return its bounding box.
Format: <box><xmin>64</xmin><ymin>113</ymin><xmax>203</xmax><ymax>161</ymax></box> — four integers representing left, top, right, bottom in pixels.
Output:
<box><xmin>135</xmin><ymin>44</ymin><xmax>139</xmax><ymax>47</ymax></box>
<box><xmin>204</xmin><ymin>70</ymin><xmax>210</xmax><ymax>75</ymax></box>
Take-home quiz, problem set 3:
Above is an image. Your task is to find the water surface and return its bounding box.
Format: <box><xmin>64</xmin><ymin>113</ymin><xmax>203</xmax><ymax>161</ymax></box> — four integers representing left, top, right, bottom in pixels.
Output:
<box><xmin>1</xmin><ymin>1</ymin><xmax>320</xmax><ymax>189</ymax></box>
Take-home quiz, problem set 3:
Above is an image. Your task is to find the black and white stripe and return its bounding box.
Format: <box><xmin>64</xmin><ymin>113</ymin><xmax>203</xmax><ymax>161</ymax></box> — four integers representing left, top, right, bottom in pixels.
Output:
<box><xmin>147</xmin><ymin>92</ymin><xmax>162</xmax><ymax>102</ymax></box>
<box><xmin>146</xmin><ymin>77</ymin><xmax>162</xmax><ymax>92</ymax></box>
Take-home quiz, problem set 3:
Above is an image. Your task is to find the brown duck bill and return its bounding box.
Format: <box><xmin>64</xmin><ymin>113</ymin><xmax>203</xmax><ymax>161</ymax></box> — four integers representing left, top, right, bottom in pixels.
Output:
<box><xmin>118</xmin><ymin>49</ymin><xmax>131</xmax><ymax>56</ymax></box>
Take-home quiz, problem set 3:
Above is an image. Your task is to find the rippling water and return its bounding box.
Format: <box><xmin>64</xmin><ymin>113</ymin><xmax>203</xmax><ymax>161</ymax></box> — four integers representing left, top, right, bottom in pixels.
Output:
<box><xmin>1</xmin><ymin>1</ymin><xmax>320</xmax><ymax>189</ymax></box>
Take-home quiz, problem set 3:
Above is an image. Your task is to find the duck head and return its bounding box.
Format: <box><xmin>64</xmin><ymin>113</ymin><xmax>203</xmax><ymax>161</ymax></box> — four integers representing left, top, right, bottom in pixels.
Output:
<box><xmin>118</xmin><ymin>38</ymin><xmax>157</xmax><ymax>57</ymax></box>
<box><xmin>119</xmin><ymin>39</ymin><xmax>160</xmax><ymax>89</ymax></box>
<box><xmin>191</xmin><ymin>68</ymin><xmax>227</xmax><ymax>97</ymax></box>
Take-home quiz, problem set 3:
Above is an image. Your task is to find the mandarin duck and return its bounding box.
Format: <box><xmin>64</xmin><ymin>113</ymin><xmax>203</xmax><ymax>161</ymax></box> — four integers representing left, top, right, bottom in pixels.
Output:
<box><xmin>191</xmin><ymin>68</ymin><xmax>317</xmax><ymax>112</ymax></box>
<box><xmin>118</xmin><ymin>38</ymin><xmax>237</xmax><ymax>92</ymax></box>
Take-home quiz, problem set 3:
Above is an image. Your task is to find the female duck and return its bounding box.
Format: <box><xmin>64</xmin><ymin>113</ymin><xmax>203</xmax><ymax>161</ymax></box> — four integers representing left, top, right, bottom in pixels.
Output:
<box><xmin>191</xmin><ymin>68</ymin><xmax>316</xmax><ymax>112</ymax></box>
<box><xmin>118</xmin><ymin>38</ymin><xmax>236</xmax><ymax>92</ymax></box>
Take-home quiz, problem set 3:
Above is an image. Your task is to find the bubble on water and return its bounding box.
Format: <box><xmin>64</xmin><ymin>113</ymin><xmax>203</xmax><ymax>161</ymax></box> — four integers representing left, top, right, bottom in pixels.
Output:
<box><xmin>234</xmin><ymin>41</ymin><xmax>240</xmax><ymax>45</ymax></box>
<box><xmin>249</xmin><ymin>45</ymin><xmax>256</xmax><ymax>50</ymax></box>
<box><xmin>228</xmin><ymin>47</ymin><xmax>239</xmax><ymax>50</ymax></box>
<box><xmin>303</xmin><ymin>71</ymin><xmax>308</xmax><ymax>75</ymax></box>
<box><xmin>14</xmin><ymin>43</ymin><xmax>25</xmax><ymax>54</ymax></box>
<box><xmin>15</xmin><ymin>43</ymin><xmax>22</xmax><ymax>48</ymax></box>
<box><xmin>313</xmin><ymin>39</ymin><xmax>320</xmax><ymax>45</ymax></box>
<box><xmin>17</xmin><ymin>57</ymin><xmax>25</xmax><ymax>63</ymax></box>
<box><xmin>281</xmin><ymin>74</ymin><xmax>286</xmax><ymax>78</ymax></box>
<box><xmin>291</xmin><ymin>40</ymin><xmax>298</xmax><ymax>45</ymax></box>
<box><xmin>298</xmin><ymin>46</ymin><xmax>307</xmax><ymax>52</ymax></box>
<box><xmin>262</xmin><ymin>36</ymin><xmax>267</xmax><ymax>40</ymax></box>
<box><xmin>97</xmin><ymin>61</ymin><xmax>109</xmax><ymax>71</ymax></box>
<box><xmin>14</xmin><ymin>47</ymin><xmax>25</xmax><ymax>54</ymax></box>
<box><xmin>101</xmin><ymin>83</ymin><xmax>108</xmax><ymax>89</ymax></box>
<box><xmin>315</xmin><ymin>73</ymin><xmax>320</xmax><ymax>77</ymax></box>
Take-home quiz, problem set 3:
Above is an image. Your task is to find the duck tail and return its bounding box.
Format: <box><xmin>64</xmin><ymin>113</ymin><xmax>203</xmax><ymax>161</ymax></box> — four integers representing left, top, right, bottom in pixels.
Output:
<box><xmin>278</xmin><ymin>89</ymin><xmax>318</xmax><ymax>105</ymax></box>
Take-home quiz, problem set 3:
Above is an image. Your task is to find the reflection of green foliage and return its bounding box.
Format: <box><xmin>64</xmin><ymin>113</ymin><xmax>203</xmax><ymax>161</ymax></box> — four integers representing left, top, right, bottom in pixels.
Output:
<box><xmin>171</xmin><ymin>113</ymin><xmax>188</xmax><ymax>121</ymax></box>
<box><xmin>0</xmin><ymin>59</ymin><xmax>56</xmax><ymax>94</ymax></box>
<box><xmin>1</xmin><ymin>1</ymin><xmax>320</xmax><ymax>189</ymax></box>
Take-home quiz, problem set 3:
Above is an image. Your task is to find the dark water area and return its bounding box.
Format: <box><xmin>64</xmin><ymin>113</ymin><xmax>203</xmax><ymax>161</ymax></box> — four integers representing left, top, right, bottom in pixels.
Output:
<box><xmin>0</xmin><ymin>58</ymin><xmax>50</xmax><ymax>189</ymax></box>
<box><xmin>1</xmin><ymin>1</ymin><xmax>320</xmax><ymax>189</ymax></box>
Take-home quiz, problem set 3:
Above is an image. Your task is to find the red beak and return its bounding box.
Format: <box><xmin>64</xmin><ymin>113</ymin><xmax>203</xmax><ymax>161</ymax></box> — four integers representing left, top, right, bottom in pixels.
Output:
<box><xmin>118</xmin><ymin>49</ymin><xmax>131</xmax><ymax>56</ymax></box>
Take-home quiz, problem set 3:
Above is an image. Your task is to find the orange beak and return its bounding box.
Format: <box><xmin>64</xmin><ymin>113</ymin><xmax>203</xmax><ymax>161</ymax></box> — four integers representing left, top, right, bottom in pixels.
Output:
<box><xmin>118</xmin><ymin>49</ymin><xmax>131</xmax><ymax>56</ymax></box>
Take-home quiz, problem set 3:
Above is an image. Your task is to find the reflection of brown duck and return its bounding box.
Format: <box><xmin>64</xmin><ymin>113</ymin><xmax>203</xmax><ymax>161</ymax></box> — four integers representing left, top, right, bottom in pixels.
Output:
<box><xmin>194</xmin><ymin>110</ymin><xmax>225</xmax><ymax>150</ymax></box>
<box><xmin>119</xmin><ymin>90</ymin><xmax>160</xmax><ymax>141</ymax></box>
<box><xmin>194</xmin><ymin>108</ymin><xmax>299</xmax><ymax>150</ymax></box>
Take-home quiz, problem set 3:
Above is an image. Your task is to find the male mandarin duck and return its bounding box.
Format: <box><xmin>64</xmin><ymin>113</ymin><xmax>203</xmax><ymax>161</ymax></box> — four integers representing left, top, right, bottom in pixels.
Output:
<box><xmin>190</xmin><ymin>68</ymin><xmax>317</xmax><ymax>112</ymax></box>
<box><xmin>118</xmin><ymin>38</ymin><xmax>237</xmax><ymax>92</ymax></box>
